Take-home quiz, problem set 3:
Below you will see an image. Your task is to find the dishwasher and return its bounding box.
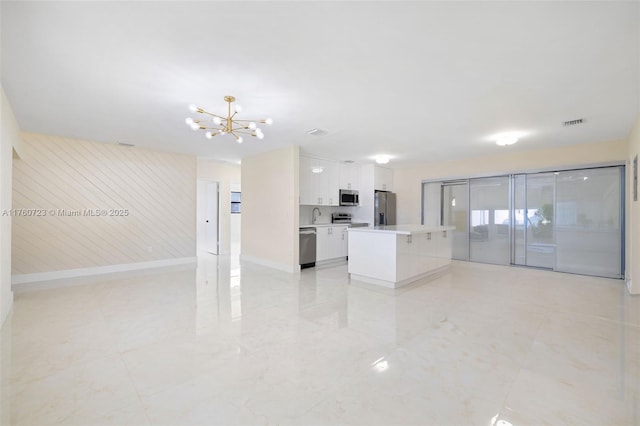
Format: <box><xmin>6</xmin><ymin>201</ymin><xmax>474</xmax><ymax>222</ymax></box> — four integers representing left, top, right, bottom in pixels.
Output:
<box><xmin>299</xmin><ymin>227</ymin><xmax>316</xmax><ymax>268</ymax></box>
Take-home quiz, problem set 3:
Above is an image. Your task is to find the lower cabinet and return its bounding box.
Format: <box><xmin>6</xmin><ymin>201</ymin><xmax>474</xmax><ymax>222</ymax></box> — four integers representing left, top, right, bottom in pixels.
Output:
<box><xmin>316</xmin><ymin>225</ymin><xmax>349</xmax><ymax>262</ymax></box>
<box><xmin>396</xmin><ymin>230</ymin><xmax>449</xmax><ymax>282</ymax></box>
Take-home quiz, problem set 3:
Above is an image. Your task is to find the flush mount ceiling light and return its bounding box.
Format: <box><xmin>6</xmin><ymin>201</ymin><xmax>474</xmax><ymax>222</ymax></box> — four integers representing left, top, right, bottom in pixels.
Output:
<box><xmin>375</xmin><ymin>155</ymin><xmax>391</xmax><ymax>164</ymax></box>
<box><xmin>494</xmin><ymin>133</ymin><xmax>520</xmax><ymax>146</ymax></box>
<box><xmin>185</xmin><ymin>95</ymin><xmax>272</xmax><ymax>144</ymax></box>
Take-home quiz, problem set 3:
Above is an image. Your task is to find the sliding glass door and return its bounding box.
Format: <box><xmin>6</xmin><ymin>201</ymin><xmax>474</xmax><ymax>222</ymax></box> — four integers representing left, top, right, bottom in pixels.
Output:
<box><xmin>441</xmin><ymin>182</ymin><xmax>469</xmax><ymax>261</ymax></box>
<box><xmin>423</xmin><ymin>165</ymin><xmax>624</xmax><ymax>278</ymax></box>
<box><xmin>469</xmin><ymin>177</ymin><xmax>510</xmax><ymax>265</ymax></box>
<box><xmin>555</xmin><ymin>168</ymin><xmax>623</xmax><ymax>278</ymax></box>
<box><xmin>513</xmin><ymin>173</ymin><xmax>556</xmax><ymax>269</ymax></box>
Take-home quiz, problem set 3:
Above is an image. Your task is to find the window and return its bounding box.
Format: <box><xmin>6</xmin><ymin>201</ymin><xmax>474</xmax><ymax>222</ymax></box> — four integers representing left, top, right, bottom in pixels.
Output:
<box><xmin>231</xmin><ymin>191</ymin><xmax>241</xmax><ymax>214</ymax></box>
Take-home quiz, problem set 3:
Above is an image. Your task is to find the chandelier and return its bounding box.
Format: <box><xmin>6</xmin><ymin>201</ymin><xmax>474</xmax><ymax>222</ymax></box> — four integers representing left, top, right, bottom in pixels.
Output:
<box><xmin>185</xmin><ymin>95</ymin><xmax>272</xmax><ymax>144</ymax></box>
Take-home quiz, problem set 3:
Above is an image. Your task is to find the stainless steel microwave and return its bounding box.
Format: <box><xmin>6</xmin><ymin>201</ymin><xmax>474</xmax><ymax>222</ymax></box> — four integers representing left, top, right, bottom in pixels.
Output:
<box><xmin>339</xmin><ymin>189</ymin><xmax>359</xmax><ymax>206</ymax></box>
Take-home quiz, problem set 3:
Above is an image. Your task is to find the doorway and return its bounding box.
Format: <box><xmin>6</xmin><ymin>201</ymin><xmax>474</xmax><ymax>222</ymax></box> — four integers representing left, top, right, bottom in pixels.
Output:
<box><xmin>197</xmin><ymin>180</ymin><xmax>219</xmax><ymax>254</ymax></box>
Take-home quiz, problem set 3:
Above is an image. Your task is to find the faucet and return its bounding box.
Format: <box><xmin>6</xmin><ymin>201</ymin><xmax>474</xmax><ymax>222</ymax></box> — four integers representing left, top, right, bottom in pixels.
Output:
<box><xmin>312</xmin><ymin>207</ymin><xmax>321</xmax><ymax>224</ymax></box>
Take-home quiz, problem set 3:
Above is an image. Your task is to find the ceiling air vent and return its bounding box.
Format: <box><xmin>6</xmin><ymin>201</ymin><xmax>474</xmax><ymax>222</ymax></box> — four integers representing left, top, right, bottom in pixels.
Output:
<box><xmin>563</xmin><ymin>118</ymin><xmax>584</xmax><ymax>127</ymax></box>
<box><xmin>306</xmin><ymin>128</ymin><xmax>328</xmax><ymax>136</ymax></box>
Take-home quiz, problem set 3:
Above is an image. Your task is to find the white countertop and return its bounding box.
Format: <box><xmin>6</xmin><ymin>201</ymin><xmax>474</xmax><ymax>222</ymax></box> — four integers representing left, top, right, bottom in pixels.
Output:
<box><xmin>348</xmin><ymin>225</ymin><xmax>455</xmax><ymax>235</ymax></box>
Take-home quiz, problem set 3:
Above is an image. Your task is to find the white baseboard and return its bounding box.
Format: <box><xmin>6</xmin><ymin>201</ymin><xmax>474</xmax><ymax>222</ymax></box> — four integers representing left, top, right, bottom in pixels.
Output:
<box><xmin>11</xmin><ymin>257</ymin><xmax>197</xmax><ymax>287</ymax></box>
<box><xmin>240</xmin><ymin>254</ymin><xmax>300</xmax><ymax>274</ymax></box>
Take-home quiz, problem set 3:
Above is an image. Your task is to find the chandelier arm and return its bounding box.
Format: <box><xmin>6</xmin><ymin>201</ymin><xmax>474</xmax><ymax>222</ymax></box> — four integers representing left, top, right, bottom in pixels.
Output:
<box><xmin>229</xmin><ymin>121</ymin><xmax>252</xmax><ymax>128</ymax></box>
<box><xmin>232</xmin><ymin>118</ymin><xmax>263</xmax><ymax>123</ymax></box>
<box><xmin>232</xmin><ymin>129</ymin><xmax>255</xmax><ymax>136</ymax></box>
<box><xmin>199</xmin><ymin>111</ymin><xmax>226</xmax><ymax>120</ymax></box>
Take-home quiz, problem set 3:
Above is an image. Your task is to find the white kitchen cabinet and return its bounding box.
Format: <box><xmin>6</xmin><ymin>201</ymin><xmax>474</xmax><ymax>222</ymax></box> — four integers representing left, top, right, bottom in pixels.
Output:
<box><xmin>338</xmin><ymin>163</ymin><xmax>360</xmax><ymax>191</ymax></box>
<box><xmin>338</xmin><ymin>225</ymin><xmax>348</xmax><ymax>257</ymax></box>
<box><xmin>395</xmin><ymin>231</ymin><xmax>442</xmax><ymax>283</ymax></box>
<box><xmin>436</xmin><ymin>229</ymin><xmax>452</xmax><ymax>268</ymax></box>
<box><xmin>374</xmin><ymin>166</ymin><xmax>394</xmax><ymax>191</ymax></box>
<box><xmin>316</xmin><ymin>225</ymin><xmax>349</xmax><ymax>262</ymax></box>
<box><xmin>348</xmin><ymin>225</ymin><xmax>454</xmax><ymax>288</ymax></box>
<box><xmin>300</xmin><ymin>155</ymin><xmax>339</xmax><ymax>206</ymax></box>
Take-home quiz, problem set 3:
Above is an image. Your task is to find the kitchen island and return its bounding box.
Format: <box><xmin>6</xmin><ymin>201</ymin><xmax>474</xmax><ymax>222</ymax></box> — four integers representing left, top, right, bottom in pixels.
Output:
<box><xmin>347</xmin><ymin>225</ymin><xmax>454</xmax><ymax>288</ymax></box>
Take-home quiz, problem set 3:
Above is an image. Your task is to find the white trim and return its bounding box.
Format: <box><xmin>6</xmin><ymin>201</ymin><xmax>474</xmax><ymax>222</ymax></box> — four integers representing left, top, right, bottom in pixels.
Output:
<box><xmin>240</xmin><ymin>254</ymin><xmax>299</xmax><ymax>273</ymax></box>
<box><xmin>11</xmin><ymin>257</ymin><xmax>197</xmax><ymax>286</ymax></box>
<box><xmin>627</xmin><ymin>278</ymin><xmax>639</xmax><ymax>295</ymax></box>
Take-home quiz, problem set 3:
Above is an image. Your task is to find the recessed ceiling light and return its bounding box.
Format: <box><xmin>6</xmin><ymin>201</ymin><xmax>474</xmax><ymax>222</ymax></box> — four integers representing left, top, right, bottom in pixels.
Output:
<box><xmin>311</xmin><ymin>167</ymin><xmax>324</xmax><ymax>174</ymax></box>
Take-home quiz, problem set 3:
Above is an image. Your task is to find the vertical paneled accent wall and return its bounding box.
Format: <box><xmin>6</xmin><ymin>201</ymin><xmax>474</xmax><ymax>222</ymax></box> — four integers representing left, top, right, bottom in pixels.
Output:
<box><xmin>12</xmin><ymin>133</ymin><xmax>196</xmax><ymax>275</ymax></box>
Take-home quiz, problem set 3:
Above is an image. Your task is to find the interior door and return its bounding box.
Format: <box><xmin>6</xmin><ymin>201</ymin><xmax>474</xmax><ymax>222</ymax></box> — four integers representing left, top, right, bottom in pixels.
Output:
<box><xmin>197</xmin><ymin>180</ymin><xmax>219</xmax><ymax>255</ymax></box>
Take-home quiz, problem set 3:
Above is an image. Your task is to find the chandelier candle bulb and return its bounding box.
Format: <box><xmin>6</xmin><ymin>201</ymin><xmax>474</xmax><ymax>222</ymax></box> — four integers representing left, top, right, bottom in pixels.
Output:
<box><xmin>185</xmin><ymin>95</ymin><xmax>271</xmax><ymax>142</ymax></box>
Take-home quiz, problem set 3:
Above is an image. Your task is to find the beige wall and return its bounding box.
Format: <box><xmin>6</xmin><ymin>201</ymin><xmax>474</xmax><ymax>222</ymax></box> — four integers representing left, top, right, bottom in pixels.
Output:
<box><xmin>394</xmin><ymin>139</ymin><xmax>628</xmax><ymax>225</ymax></box>
<box><xmin>627</xmin><ymin>114</ymin><xmax>640</xmax><ymax>294</ymax></box>
<box><xmin>12</xmin><ymin>133</ymin><xmax>196</xmax><ymax>277</ymax></box>
<box><xmin>241</xmin><ymin>145</ymin><xmax>299</xmax><ymax>272</ymax></box>
<box><xmin>1</xmin><ymin>87</ymin><xmax>23</xmax><ymax>325</ymax></box>
<box><xmin>197</xmin><ymin>159</ymin><xmax>241</xmax><ymax>254</ymax></box>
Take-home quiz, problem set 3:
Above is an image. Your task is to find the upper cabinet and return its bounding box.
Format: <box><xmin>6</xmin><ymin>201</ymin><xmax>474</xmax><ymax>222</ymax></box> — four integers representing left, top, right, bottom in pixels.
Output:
<box><xmin>300</xmin><ymin>155</ymin><xmax>339</xmax><ymax>206</ymax></box>
<box><xmin>338</xmin><ymin>163</ymin><xmax>360</xmax><ymax>191</ymax></box>
<box><xmin>374</xmin><ymin>166</ymin><xmax>394</xmax><ymax>191</ymax></box>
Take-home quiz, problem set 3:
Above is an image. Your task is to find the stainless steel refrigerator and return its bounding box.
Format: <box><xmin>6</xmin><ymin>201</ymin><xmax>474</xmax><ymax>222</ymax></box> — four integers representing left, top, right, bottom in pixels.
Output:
<box><xmin>374</xmin><ymin>190</ymin><xmax>396</xmax><ymax>226</ymax></box>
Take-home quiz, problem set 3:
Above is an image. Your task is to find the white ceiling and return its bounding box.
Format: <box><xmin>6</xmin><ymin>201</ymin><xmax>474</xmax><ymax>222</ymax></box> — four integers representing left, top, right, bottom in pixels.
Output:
<box><xmin>2</xmin><ymin>1</ymin><xmax>638</xmax><ymax>167</ymax></box>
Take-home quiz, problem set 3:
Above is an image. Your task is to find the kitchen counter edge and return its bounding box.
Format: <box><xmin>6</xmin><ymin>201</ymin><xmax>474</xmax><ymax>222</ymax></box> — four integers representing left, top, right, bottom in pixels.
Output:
<box><xmin>347</xmin><ymin>225</ymin><xmax>455</xmax><ymax>235</ymax></box>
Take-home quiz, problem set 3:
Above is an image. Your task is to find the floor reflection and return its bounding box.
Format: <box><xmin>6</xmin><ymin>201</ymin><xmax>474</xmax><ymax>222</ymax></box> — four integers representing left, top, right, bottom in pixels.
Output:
<box><xmin>2</xmin><ymin>254</ymin><xmax>638</xmax><ymax>425</ymax></box>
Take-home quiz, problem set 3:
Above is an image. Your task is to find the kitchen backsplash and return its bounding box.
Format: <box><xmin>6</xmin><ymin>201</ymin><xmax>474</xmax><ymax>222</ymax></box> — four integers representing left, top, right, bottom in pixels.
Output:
<box><xmin>299</xmin><ymin>205</ymin><xmax>353</xmax><ymax>226</ymax></box>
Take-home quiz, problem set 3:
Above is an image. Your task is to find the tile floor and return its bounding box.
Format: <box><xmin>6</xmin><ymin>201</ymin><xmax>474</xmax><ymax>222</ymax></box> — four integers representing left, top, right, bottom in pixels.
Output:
<box><xmin>1</xmin><ymin>255</ymin><xmax>639</xmax><ymax>425</ymax></box>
